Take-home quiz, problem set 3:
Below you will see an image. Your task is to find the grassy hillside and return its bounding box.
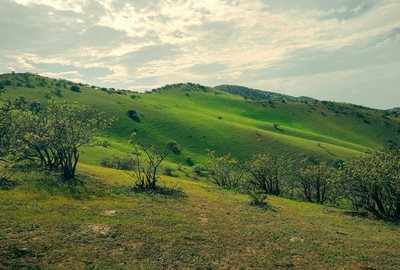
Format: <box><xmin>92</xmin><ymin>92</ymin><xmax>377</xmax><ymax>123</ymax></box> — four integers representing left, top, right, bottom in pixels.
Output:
<box><xmin>1</xmin><ymin>164</ymin><xmax>400</xmax><ymax>269</ymax></box>
<box><xmin>1</xmin><ymin>73</ymin><xmax>399</xmax><ymax>168</ymax></box>
<box><xmin>1</xmin><ymin>73</ymin><xmax>400</xmax><ymax>269</ymax></box>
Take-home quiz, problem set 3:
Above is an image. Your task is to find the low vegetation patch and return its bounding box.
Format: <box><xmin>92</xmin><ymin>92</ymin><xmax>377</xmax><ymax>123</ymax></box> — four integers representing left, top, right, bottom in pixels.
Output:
<box><xmin>0</xmin><ymin>176</ymin><xmax>19</xmax><ymax>190</ymax></box>
<box><xmin>127</xmin><ymin>109</ymin><xmax>141</xmax><ymax>122</ymax></box>
<box><xmin>100</xmin><ymin>155</ymin><xmax>136</xmax><ymax>170</ymax></box>
<box><xmin>129</xmin><ymin>185</ymin><xmax>186</xmax><ymax>198</ymax></box>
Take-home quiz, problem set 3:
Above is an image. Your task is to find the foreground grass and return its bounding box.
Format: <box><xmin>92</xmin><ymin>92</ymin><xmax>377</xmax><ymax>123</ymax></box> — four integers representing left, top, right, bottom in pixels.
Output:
<box><xmin>1</xmin><ymin>164</ymin><xmax>399</xmax><ymax>269</ymax></box>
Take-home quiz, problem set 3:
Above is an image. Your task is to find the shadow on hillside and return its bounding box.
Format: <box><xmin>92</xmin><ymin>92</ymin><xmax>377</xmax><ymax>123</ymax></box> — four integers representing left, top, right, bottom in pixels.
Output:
<box><xmin>32</xmin><ymin>173</ymin><xmax>107</xmax><ymax>200</ymax></box>
<box><xmin>324</xmin><ymin>209</ymin><xmax>400</xmax><ymax>225</ymax></box>
<box><xmin>129</xmin><ymin>185</ymin><xmax>187</xmax><ymax>200</ymax></box>
<box><xmin>250</xmin><ymin>202</ymin><xmax>278</xmax><ymax>212</ymax></box>
<box><xmin>0</xmin><ymin>177</ymin><xmax>20</xmax><ymax>190</ymax></box>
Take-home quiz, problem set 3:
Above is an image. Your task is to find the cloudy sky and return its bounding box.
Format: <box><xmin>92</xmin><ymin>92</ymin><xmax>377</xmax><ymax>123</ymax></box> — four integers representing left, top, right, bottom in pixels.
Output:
<box><xmin>1</xmin><ymin>0</ymin><xmax>399</xmax><ymax>109</ymax></box>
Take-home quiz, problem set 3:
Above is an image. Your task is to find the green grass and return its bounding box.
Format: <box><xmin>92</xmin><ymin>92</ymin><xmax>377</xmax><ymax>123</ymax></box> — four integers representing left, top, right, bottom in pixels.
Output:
<box><xmin>1</xmin><ymin>73</ymin><xmax>400</xmax><ymax>268</ymax></box>
<box><xmin>1</xmin><ymin>73</ymin><xmax>399</xmax><ymax>167</ymax></box>
<box><xmin>1</xmin><ymin>164</ymin><xmax>400</xmax><ymax>269</ymax></box>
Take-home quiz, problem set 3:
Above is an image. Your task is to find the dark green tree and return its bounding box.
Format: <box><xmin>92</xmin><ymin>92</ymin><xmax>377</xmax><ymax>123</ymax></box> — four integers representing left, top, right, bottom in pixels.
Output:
<box><xmin>246</xmin><ymin>153</ymin><xmax>290</xmax><ymax>196</ymax></box>
<box><xmin>298</xmin><ymin>162</ymin><xmax>337</xmax><ymax>204</ymax></box>
<box><xmin>340</xmin><ymin>149</ymin><xmax>400</xmax><ymax>219</ymax></box>
<box><xmin>206</xmin><ymin>151</ymin><xmax>245</xmax><ymax>189</ymax></box>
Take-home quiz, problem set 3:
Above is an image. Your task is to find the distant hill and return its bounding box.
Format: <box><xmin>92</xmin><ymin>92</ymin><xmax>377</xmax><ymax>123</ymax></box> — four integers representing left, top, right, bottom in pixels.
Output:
<box><xmin>1</xmin><ymin>72</ymin><xmax>399</xmax><ymax>167</ymax></box>
<box><xmin>214</xmin><ymin>85</ymin><xmax>316</xmax><ymax>103</ymax></box>
<box><xmin>387</xmin><ymin>107</ymin><xmax>400</xmax><ymax>115</ymax></box>
<box><xmin>214</xmin><ymin>85</ymin><xmax>297</xmax><ymax>101</ymax></box>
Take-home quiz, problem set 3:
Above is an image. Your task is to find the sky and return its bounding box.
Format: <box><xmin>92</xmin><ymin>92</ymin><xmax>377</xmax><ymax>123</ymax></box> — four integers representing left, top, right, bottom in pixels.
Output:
<box><xmin>1</xmin><ymin>0</ymin><xmax>399</xmax><ymax>109</ymax></box>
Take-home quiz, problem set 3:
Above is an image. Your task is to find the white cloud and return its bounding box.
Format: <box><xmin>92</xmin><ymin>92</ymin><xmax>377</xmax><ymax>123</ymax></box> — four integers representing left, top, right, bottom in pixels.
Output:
<box><xmin>1</xmin><ymin>0</ymin><xmax>400</xmax><ymax>108</ymax></box>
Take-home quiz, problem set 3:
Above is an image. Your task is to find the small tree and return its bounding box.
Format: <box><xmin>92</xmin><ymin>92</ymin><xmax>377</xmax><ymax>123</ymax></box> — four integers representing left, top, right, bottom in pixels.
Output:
<box><xmin>298</xmin><ymin>162</ymin><xmax>337</xmax><ymax>204</ymax></box>
<box><xmin>0</xmin><ymin>93</ymin><xmax>27</xmax><ymax>164</ymax></box>
<box><xmin>14</xmin><ymin>101</ymin><xmax>110</xmax><ymax>180</ymax></box>
<box><xmin>246</xmin><ymin>153</ymin><xmax>289</xmax><ymax>196</ymax></box>
<box><xmin>0</xmin><ymin>92</ymin><xmax>27</xmax><ymax>185</ymax></box>
<box><xmin>166</xmin><ymin>140</ymin><xmax>181</xmax><ymax>155</ymax></box>
<box><xmin>247</xmin><ymin>187</ymin><xmax>268</xmax><ymax>207</ymax></box>
<box><xmin>243</xmin><ymin>176</ymin><xmax>268</xmax><ymax>207</ymax></box>
<box><xmin>129</xmin><ymin>134</ymin><xmax>174</xmax><ymax>190</ymax></box>
<box><xmin>206</xmin><ymin>151</ymin><xmax>245</xmax><ymax>189</ymax></box>
<box><xmin>17</xmin><ymin>105</ymin><xmax>61</xmax><ymax>169</ymax></box>
<box><xmin>340</xmin><ymin>149</ymin><xmax>400</xmax><ymax>219</ymax></box>
<box><xmin>47</xmin><ymin>102</ymin><xmax>111</xmax><ymax>180</ymax></box>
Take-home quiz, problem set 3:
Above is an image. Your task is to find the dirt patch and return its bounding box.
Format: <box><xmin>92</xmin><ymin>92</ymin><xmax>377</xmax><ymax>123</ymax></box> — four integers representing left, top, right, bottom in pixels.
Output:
<box><xmin>103</xmin><ymin>210</ymin><xmax>117</xmax><ymax>216</ymax></box>
<box><xmin>197</xmin><ymin>216</ymin><xmax>209</xmax><ymax>223</ymax></box>
<box><xmin>289</xmin><ymin>237</ymin><xmax>305</xmax><ymax>243</ymax></box>
<box><xmin>87</xmin><ymin>224</ymin><xmax>111</xmax><ymax>236</ymax></box>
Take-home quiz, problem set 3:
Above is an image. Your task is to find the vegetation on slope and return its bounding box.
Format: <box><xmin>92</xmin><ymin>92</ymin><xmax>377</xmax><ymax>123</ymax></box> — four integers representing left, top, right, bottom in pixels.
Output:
<box><xmin>1</xmin><ymin>72</ymin><xmax>400</xmax><ymax>269</ymax></box>
<box><xmin>1</xmin><ymin>72</ymin><xmax>399</xmax><ymax>168</ymax></box>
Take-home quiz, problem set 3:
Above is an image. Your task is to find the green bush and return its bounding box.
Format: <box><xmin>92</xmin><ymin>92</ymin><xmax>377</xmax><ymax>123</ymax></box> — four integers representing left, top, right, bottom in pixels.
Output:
<box><xmin>164</xmin><ymin>167</ymin><xmax>174</xmax><ymax>176</ymax></box>
<box><xmin>248</xmin><ymin>189</ymin><xmax>268</xmax><ymax>207</ymax></box>
<box><xmin>52</xmin><ymin>88</ymin><xmax>62</xmax><ymax>97</ymax></box>
<box><xmin>100</xmin><ymin>155</ymin><xmax>136</xmax><ymax>171</ymax></box>
<box><xmin>192</xmin><ymin>164</ymin><xmax>208</xmax><ymax>177</ymax></box>
<box><xmin>70</xmin><ymin>85</ymin><xmax>80</xmax><ymax>92</ymax></box>
<box><xmin>186</xmin><ymin>157</ymin><xmax>194</xmax><ymax>166</ymax></box>
<box><xmin>98</xmin><ymin>140</ymin><xmax>111</xmax><ymax>148</ymax></box>
<box><xmin>167</xmin><ymin>140</ymin><xmax>181</xmax><ymax>155</ymax></box>
<box><xmin>340</xmin><ymin>149</ymin><xmax>400</xmax><ymax>220</ymax></box>
<box><xmin>127</xmin><ymin>110</ymin><xmax>141</xmax><ymax>122</ymax></box>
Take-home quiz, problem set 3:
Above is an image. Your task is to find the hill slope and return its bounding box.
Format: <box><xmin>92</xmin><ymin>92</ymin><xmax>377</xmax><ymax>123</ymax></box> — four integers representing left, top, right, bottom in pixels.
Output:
<box><xmin>1</xmin><ymin>73</ymin><xmax>400</xmax><ymax>269</ymax></box>
<box><xmin>1</xmin><ymin>72</ymin><xmax>399</xmax><ymax>167</ymax></box>
<box><xmin>1</xmin><ymin>164</ymin><xmax>400</xmax><ymax>269</ymax></box>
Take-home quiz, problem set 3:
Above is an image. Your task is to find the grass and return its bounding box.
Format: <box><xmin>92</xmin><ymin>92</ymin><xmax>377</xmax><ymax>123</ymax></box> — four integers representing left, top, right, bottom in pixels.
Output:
<box><xmin>1</xmin><ymin>164</ymin><xmax>400</xmax><ymax>269</ymax></box>
<box><xmin>1</xmin><ymin>73</ymin><xmax>400</xmax><ymax>268</ymax></box>
<box><xmin>2</xmin><ymin>73</ymin><xmax>399</xmax><ymax>168</ymax></box>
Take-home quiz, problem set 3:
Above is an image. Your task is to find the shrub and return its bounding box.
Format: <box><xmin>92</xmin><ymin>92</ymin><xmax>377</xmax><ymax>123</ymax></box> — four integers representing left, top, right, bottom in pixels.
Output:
<box><xmin>167</xmin><ymin>140</ymin><xmax>181</xmax><ymax>155</ymax></box>
<box><xmin>340</xmin><ymin>149</ymin><xmax>400</xmax><ymax>220</ymax></box>
<box><xmin>164</xmin><ymin>167</ymin><xmax>174</xmax><ymax>176</ymax></box>
<box><xmin>246</xmin><ymin>153</ymin><xmax>290</xmax><ymax>196</ymax></box>
<box><xmin>10</xmin><ymin>101</ymin><xmax>111</xmax><ymax>180</ymax></box>
<box><xmin>273</xmin><ymin>123</ymin><xmax>283</xmax><ymax>131</ymax></box>
<box><xmin>128</xmin><ymin>136</ymin><xmax>174</xmax><ymax>190</ymax></box>
<box><xmin>192</xmin><ymin>164</ymin><xmax>208</xmax><ymax>177</ymax></box>
<box><xmin>127</xmin><ymin>110</ymin><xmax>141</xmax><ymax>122</ymax></box>
<box><xmin>99</xmin><ymin>140</ymin><xmax>111</xmax><ymax>148</ymax></box>
<box><xmin>100</xmin><ymin>155</ymin><xmax>136</xmax><ymax>170</ymax></box>
<box><xmin>70</xmin><ymin>85</ymin><xmax>80</xmax><ymax>92</ymax></box>
<box><xmin>298</xmin><ymin>162</ymin><xmax>337</xmax><ymax>204</ymax></box>
<box><xmin>207</xmin><ymin>151</ymin><xmax>245</xmax><ymax>189</ymax></box>
<box><xmin>244</xmin><ymin>172</ymin><xmax>268</xmax><ymax>207</ymax></box>
<box><xmin>186</xmin><ymin>157</ymin><xmax>194</xmax><ymax>166</ymax></box>
<box><xmin>248</xmin><ymin>189</ymin><xmax>268</xmax><ymax>207</ymax></box>
<box><xmin>0</xmin><ymin>176</ymin><xmax>20</xmax><ymax>190</ymax></box>
<box><xmin>53</xmin><ymin>88</ymin><xmax>62</xmax><ymax>97</ymax></box>
<box><xmin>2</xmin><ymin>80</ymin><xmax>12</xmax><ymax>86</ymax></box>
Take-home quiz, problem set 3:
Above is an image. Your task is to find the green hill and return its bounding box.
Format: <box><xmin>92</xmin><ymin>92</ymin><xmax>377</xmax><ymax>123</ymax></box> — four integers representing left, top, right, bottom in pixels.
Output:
<box><xmin>1</xmin><ymin>72</ymin><xmax>399</xmax><ymax>167</ymax></box>
<box><xmin>1</xmin><ymin>72</ymin><xmax>400</xmax><ymax>269</ymax></box>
